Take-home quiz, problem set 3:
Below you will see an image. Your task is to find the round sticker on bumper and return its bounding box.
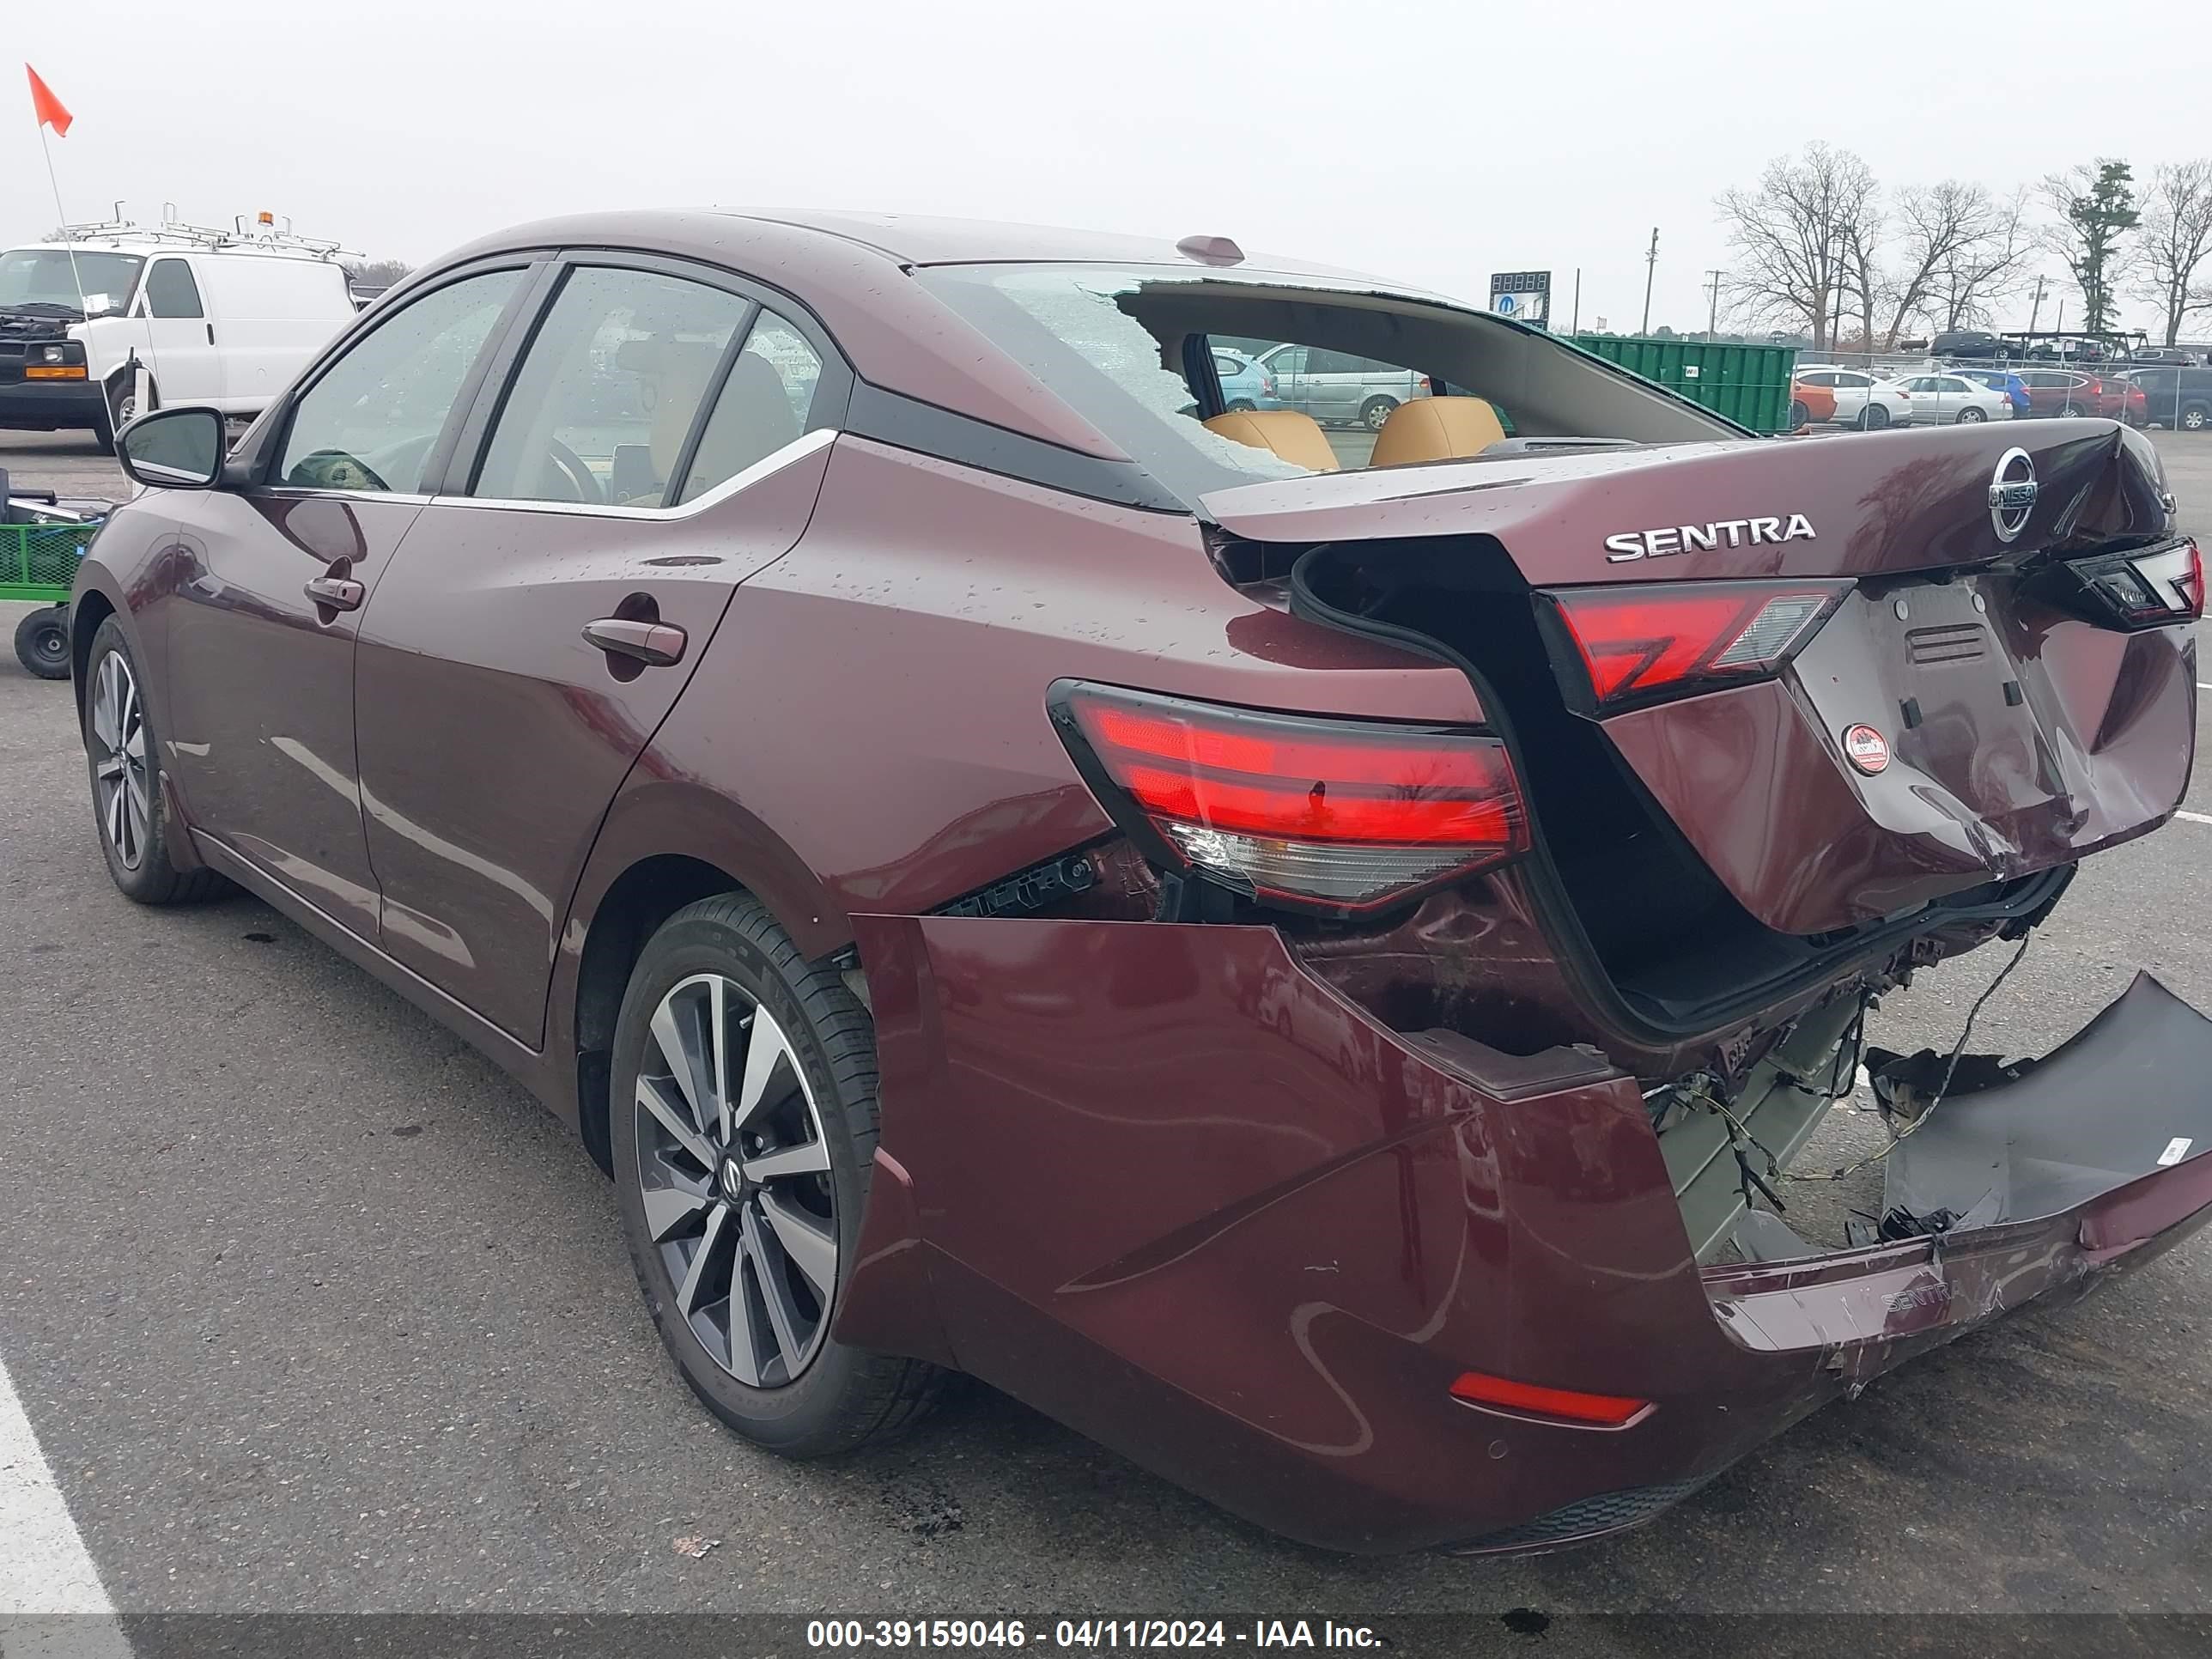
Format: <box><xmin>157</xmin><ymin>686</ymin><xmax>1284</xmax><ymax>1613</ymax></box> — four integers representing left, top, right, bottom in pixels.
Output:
<box><xmin>1844</xmin><ymin>724</ymin><xmax>1890</xmax><ymax>775</ymax></box>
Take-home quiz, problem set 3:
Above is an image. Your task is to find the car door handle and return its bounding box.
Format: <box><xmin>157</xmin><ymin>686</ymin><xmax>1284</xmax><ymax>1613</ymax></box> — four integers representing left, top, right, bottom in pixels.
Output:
<box><xmin>304</xmin><ymin>574</ymin><xmax>365</xmax><ymax>611</ymax></box>
<box><xmin>582</xmin><ymin>617</ymin><xmax>687</xmax><ymax>667</ymax></box>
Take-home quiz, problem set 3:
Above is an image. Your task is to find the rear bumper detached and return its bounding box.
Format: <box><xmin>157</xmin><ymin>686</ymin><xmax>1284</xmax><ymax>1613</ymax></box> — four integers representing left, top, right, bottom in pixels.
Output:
<box><xmin>840</xmin><ymin>917</ymin><xmax>2212</xmax><ymax>1554</ymax></box>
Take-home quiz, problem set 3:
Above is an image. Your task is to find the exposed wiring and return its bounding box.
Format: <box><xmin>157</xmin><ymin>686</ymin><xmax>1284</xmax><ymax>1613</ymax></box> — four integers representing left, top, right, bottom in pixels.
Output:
<box><xmin>1785</xmin><ymin>933</ymin><xmax>2033</xmax><ymax>1185</ymax></box>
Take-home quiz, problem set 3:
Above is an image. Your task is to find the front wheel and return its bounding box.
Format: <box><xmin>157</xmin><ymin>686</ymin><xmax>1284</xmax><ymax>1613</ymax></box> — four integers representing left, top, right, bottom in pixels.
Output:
<box><xmin>611</xmin><ymin>893</ymin><xmax>945</xmax><ymax>1456</ymax></box>
<box><xmin>14</xmin><ymin>605</ymin><xmax>70</xmax><ymax>679</ymax></box>
<box><xmin>81</xmin><ymin>617</ymin><xmax>227</xmax><ymax>902</ymax></box>
<box><xmin>1359</xmin><ymin>396</ymin><xmax>1398</xmax><ymax>432</ymax></box>
<box><xmin>90</xmin><ymin>373</ymin><xmax>155</xmax><ymax>456</ymax></box>
<box><xmin>1956</xmin><ymin>405</ymin><xmax>1988</xmax><ymax>423</ymax></box>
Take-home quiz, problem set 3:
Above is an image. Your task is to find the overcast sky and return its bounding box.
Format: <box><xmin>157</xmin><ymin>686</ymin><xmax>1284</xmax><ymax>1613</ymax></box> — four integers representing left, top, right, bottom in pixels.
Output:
<box><xmin>12</xmin><ymin>0</ymin><xmax>2211</xmax><ymax>335</ymax></box>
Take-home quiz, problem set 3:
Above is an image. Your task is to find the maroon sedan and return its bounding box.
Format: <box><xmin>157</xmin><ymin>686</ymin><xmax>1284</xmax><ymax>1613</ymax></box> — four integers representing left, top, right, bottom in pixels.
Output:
<box><xmin>75</xmin><ymin>212</ymin><xmax>2212</xmax><ymax>1553</ymax></box>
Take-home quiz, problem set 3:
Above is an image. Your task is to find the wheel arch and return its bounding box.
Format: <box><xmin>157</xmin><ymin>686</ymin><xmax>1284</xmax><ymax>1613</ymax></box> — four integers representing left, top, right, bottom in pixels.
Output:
<box><xmin>69</xmin><ymin>587</ymin><xmax>117</xmax><ymax>713</ymax></box>
<box><xmin>557</xmin><ymin>778</ymin><xmax>854</xmax><ymax>1176</ymax></box>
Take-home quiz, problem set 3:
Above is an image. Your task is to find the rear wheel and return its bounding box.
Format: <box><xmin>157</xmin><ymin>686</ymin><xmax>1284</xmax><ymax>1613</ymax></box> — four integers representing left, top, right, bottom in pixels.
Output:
<box><xmin>1360</xmin><ymin>396</ymin><xmax>1398</xmax><ymax>432</ymax></box>
<box><xmin>13</xmin><ymin>605</ymin><xmax>70</xmax><ymax>679</ymax></box>
<box><xmin>1224</xmin><ymin>398</ymin><xmax>1255</xmax><ymax>413</ymax></box>
<box><xmin>2181</xmin><ymin>402</ymin><xmax>2210</xmax><ymax>433</ymax></box>
<box><xmin>611</xmin><ymin>893</ymin><xmax>945</xmax><ymax>1456</ymax></box>
<box><xmin>1956</xmin><ymin>405</ymin><xmax>1988</xmax><ymax>423</ymax></box>
<box><xmin>81</xmin><ymin>617</ymin><xmax>227</xmax><ymax>903</ymax></box>
<box><xmin>1788</xmin><ymin>399</ymin><xmax>1811</xmax><ymax>429</ymax></box>
<box><xmin>1857</xmin><ymin>404</ymin><xmax>1891</xmax><ymax>431</ymax></box>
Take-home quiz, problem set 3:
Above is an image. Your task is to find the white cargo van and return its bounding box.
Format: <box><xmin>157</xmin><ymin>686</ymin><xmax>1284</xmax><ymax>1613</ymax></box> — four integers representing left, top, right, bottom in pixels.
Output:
<box><xmin>0</xmin><ymin>217</ymin><xmax>358</xmax><ymax>452</ymax></box>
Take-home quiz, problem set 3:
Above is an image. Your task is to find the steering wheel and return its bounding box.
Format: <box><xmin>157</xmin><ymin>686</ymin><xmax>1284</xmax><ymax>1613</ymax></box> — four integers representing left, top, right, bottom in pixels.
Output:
<box><xmin>542</xmin><ymin>438</ymin><xmax>604</xmax><ymax>505</ymax></box>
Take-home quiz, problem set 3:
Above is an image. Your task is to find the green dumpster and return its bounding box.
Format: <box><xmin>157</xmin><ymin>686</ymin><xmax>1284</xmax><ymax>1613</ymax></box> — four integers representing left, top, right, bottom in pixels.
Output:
<box><xmin>1570</xmin><ymin>336</ymin><xmax>1800</xmax><ymax>434</ymax></box>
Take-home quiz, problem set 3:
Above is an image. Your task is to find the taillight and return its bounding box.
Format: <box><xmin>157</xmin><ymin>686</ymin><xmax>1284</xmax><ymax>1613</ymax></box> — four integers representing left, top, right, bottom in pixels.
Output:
<box><xmin>1261</xmin><ymin>374</ymin><xmax>1276</xmax><ymax>396</ymax></box>
<box><xmin>2049</xmin><ymin>538</ymin><xmax>2203</xmax><ymax>628</ymax></box>
<box><xmin>1537</xmin><ymin>580</ymin><xmax>1852</xmax><ymax>714</ymax></box>
<box><xmin>1050</xmin><ymin>682</ymin><xmax>1528</xmax><ymax>914</ymax></box>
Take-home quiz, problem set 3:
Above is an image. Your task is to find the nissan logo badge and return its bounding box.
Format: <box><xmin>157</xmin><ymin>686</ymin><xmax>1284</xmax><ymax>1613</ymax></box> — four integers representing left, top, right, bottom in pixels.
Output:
<box><xmin>1988</xmin><ymin>447</ymin><xmax>2038</xmax><ymax>543</ymax></box>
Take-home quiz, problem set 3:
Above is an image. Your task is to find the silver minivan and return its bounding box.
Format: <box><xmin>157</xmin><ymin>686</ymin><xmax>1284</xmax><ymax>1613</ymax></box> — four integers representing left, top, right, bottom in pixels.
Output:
<box><xmin>1255</xmin><ymin>343</ymin><xmax>1430</xmax><ymax>430</ymax></box>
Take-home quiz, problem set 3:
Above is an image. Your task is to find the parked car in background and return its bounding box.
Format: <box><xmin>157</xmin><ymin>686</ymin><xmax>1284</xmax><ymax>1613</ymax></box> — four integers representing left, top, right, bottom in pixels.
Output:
<box><xmin>1883</xmin><ymin>372</ymin><xmax>2012</xmax><ymax>424</ymax></box>
<box><xmin>1212</xmin><ymin>350</ymin><xmax>1276</xmax><ymax>412</ymax></box>
<box><xmin>2124</xmin><ymin>366</ymin><xmax>2212</xmax><ymax>431</ymax></box>
<box><xmin>70</xmin><ymin>208</ymin><xmax>2212</xmax><ymax>1557</ymax></box>
<box><xmin>2013</xmin><ymin>368</ymin><xmax>2107</xmax><ymax>417</ymax></box>
<box><xmin>1792</xmin><ymin>365</ymin><xmax>1912</xmax><ymax>428</ymax></box>
<box><xmin>2127</xmin><ymin>348</ymin><xmax>2201</xmax><ymax>368</ymax></box>
<box><xmin>1948</xmin><ymin>366</ymin><xmax>2033</xmax><ymax>417</ymax></box>
<box><xmin>1929</xmin><ymin>329</ymin><xmax>2006</xmax><ymax>359</ymax></box>
<box><xmin>1256</xmin><ymin>342</ymin><xmax>1430</xmax><ymax>430</ymax></box>
<box><xmin>0</xmin><ymin>222</ymin><xmax>356</xmax><ymax>452</ymax></box>
<box><xmin>1787</xmin><ymin>375</ymin><xmax>1835</xmax><ymax>427</ymax></box>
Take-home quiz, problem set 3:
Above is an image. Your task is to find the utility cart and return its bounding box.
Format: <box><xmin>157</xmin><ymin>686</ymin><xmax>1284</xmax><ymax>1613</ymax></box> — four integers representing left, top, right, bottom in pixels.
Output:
<box><xmin>3</xmin><ymin>469</ymin><xmax>106</xmax><ymax>678</ymax></box>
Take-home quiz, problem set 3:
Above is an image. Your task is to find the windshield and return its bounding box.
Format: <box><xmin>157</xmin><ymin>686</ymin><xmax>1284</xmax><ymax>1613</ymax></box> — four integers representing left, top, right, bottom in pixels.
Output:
<box><xmin>0</xmin><ymin>248</ymin><xmax>143</xmax><ymax>315</ymax></box>
<box><xmin>918</xmin><ymin>263</ymin><xmax>1734</xmax><ymax>505</ymax></box>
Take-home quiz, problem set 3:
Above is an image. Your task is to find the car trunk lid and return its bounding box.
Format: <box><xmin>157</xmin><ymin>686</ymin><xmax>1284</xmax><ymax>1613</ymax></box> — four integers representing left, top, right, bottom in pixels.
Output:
<box><xmin>1208</xmin><ymin>422</ymin><xmax>2196</xmax><ymax>938</ymax></box>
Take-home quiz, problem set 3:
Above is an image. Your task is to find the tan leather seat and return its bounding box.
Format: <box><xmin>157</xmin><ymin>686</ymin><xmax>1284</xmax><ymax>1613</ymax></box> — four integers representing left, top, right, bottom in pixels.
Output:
<box><xmin>1203</xmin><ymin>410</ymin><xmax>1339</xmax><ymax>471</ymax></box>
<box><xmin>1369</xmin><ymin>396</ymin><xmax>1508</xmax><ymax>466</ymax></box>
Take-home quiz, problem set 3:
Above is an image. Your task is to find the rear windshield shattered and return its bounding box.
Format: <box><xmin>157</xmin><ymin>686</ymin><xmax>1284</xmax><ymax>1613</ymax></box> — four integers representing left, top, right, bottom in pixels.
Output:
<box><xmin>920</xmin><ymin>262</ymin><xmax>1732</xmax><ymax>507</ymax></box>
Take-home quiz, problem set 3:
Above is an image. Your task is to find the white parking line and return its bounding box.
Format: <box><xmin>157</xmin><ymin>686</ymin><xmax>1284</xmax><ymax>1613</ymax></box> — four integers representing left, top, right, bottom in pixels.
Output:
<box><xmin>2180</xmin><ymin>811</ymin><xmax>2212</xmax><ymax>826</ymax></box>
<box><xmin>0</xmin><ymin>1357</ymin><xmax>132</xmax><ymax>1655</ymax></box>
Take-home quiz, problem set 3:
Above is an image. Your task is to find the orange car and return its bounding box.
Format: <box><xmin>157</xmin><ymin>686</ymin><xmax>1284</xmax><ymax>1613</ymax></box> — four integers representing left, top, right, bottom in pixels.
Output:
<box><xmin>1789</xmin><ymin>377</ymin><xmax>1836</xmax><ymax>428</ymax></box>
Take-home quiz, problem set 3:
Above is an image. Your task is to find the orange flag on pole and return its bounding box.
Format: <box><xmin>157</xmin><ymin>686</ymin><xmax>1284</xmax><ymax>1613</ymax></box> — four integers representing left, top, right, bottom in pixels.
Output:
<box><xmin>26</xmin><ymin>65</ymin><xmax>71</xmax><ymax>137</ymax></box>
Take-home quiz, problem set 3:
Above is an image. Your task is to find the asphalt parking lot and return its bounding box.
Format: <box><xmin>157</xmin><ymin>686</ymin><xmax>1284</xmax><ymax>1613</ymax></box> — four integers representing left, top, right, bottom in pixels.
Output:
<box><xmin>3</xmin><ymin>429</ymin><xmax>2210</xmax><ymax>1644</ymax></box>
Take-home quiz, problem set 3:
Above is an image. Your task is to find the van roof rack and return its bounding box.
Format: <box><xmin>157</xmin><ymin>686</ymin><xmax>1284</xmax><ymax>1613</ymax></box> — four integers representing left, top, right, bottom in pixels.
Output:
<box><xmin>47</xmin><ymin>202</ymin><xmax>356</xmax><ymax>261</ymax></box>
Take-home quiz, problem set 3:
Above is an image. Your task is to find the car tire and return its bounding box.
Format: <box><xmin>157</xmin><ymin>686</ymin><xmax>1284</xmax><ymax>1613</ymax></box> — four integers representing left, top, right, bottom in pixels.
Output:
<box><xmin>2181</xmin><ymin>402</ymin><xmax>2210</xmax><ymax>433</ymax></box>
<box><xmin>1359</xmin><ymin>396</ymin><xmax>1398</xmax><ymax>432</ymax></box>
<box><xmin>91</xmin><ymin>372</ymin><xmax>155</xmax><ymax>456</ymax></box>
<box><xmin>1956</xmin><ymin>406</ymin><xmax>1987</xmax><ymax>423</ymax></box>
<box><xmin>1788</xmin><ymin>399</ymin><xmax>1810</xmax><ymax>429</ymax></box>
<box><xmin>14</xmin><ymin>605</ymin><xmax>71</xmax><ymax>679</ymax></box>
<box><xmin>1857</xmin><ymin>404</ymin><xmax>1890</xmax><ymax>431</ymax></box>
<box><xmin>610</xmin><ymin>892</ymin><xmax>946</xmax><ymax>1458</ymax></box>
<box><xmin>1224</xmin><ymin>399</ymin><xmax>1256</xmax><ymax>413</ymax></box>
<box><xmin>81</xmin><ymin>617</ymin><xmax>228</xmax><ymax>904</ymax></box>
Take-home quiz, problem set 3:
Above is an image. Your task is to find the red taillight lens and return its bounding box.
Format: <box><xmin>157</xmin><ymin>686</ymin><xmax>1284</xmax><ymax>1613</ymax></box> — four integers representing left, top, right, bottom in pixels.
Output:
<box><xmin>2185</xmin><ymin>541</ymin><xmax>2207</xmax><ymax>617</ymax></box>
<box><xmin>1261</xmin><ymin>374</ymin><xmax>1276</xmax><ymax>395</ymax></box>
<box><xmin>1052</xmin><ymin>682</ymin><xmax>1528</xmax><ymax>913</ymax></box>
<box><xmin>1449</xmin><ymin>1370</ymin><xmax>1652</xmax><ymax>1429</ymax></box>
<box><xmin>1539</xmin><ymin>580</ymin><xmax>1851</xmax><ymax>714</ymax></box>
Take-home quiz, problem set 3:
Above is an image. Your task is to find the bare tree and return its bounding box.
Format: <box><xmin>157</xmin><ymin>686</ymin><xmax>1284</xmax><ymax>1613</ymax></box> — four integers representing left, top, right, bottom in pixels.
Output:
<box><xmin>2040</xmin><ymin>160</ymin><xmax>2141</xmax><ymax>335</ymax></box>
<box><xmin>1840</xmin><ymin>210</ymin><xmax>1882</xmax><ymax>355</ymax></box>
<box><xmin>1933</xmin><ymin>190</ymin><xmax>2032</xmax><ymax>331</ymax></box>
<box><xmin>1880</xmin><ymin>182</ymin><xmax>2029</xmax><ymax>344</ymax></box>
<box><xmin>343</xmin><ymin>257</ymin><xmax>413</xmax><ymax>289</ymax></box>
<box><xmin>2135</xmin><ymin>161</ymin><xmax>2212</xmax><ymax>345</ymax></box>
<box><xmin>1717</xmin><ymin>143</ymin><xmax>1878</xmax><ymax>352</ymax></box>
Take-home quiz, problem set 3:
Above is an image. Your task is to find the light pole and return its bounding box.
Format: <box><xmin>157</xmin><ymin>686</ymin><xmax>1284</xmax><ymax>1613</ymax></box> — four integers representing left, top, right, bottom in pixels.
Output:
<box><xmin>1640</xmin><ymin>228</ymin><xmax>1659</xmax><ymax>335</ymax></box>
<box><xmin>1705</xmin><ymin>269</ymin><xmax>1725</xmax><ymax>341</ymax></box>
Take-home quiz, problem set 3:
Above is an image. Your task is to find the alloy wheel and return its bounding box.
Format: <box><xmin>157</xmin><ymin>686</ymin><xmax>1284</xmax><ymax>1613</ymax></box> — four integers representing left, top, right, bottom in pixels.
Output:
<box><xmin>633</xmin><ymin>973</ymin><xmax>839</xmax><ymax>1388</ymax></box>
<box><xmin>89</xmin><ymin>650</ymin><xmax>149</xmax><ymax>869</ymax></box>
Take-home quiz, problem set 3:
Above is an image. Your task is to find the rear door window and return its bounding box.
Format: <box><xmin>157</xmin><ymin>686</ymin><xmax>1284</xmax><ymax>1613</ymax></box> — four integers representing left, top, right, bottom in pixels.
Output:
<box><xmin>469</xmin><ymin>265</ymin><xmax>753</xmax><ymax>507</ymax></box>
<box><xmin>673</xmin><ymin>309</ymin><xmax>825</xmax><ymax>505</ymax></box>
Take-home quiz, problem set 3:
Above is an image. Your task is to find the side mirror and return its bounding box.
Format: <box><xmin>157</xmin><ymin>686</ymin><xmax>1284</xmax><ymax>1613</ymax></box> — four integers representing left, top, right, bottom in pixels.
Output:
<box><xmin>117</xmin><ymin>406</ymin><xmax>227</xmax><ymax>490</ymax></box>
